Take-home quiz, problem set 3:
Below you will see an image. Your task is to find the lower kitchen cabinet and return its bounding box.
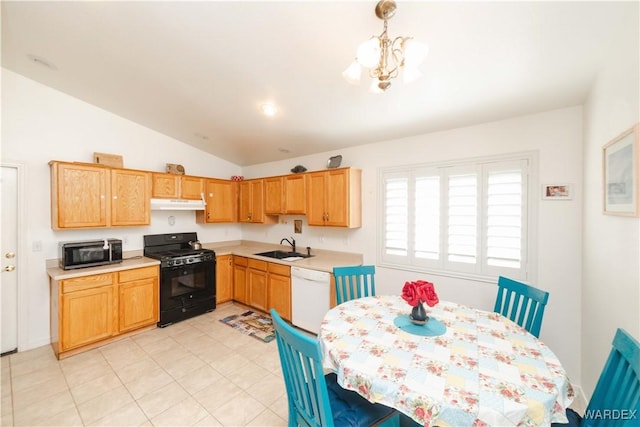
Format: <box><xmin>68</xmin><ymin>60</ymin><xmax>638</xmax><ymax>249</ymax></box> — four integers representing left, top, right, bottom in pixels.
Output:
<box><xmin>50</xmin><ymin>265</ymin><xmax>159</xmax><ymax>359</ymax></box>
<box><xmin>118</xmin><ymin>266</ymin><xmax>159</xmax><ymax>333</ymax></box>
<box><xmin>216</xmin><ymin>254</ymin><xmax>233</xmax><ymax>303</ymax></box>
<box><xmin>233</xmin><ymin>256</ymin><xmax>249</xmax><ymax>304</ymax></box>
<box><xmin>60</xmin><ymin>274</ymin><xmax>115</xmax><ymax>352</ymax></box>
<box><xmin>248</xmin><ymin>259</ymin><xmax>268</xmax><ymax>311</ymax></box>
<box><xmin>268</xmin><ymin>263</ymin><xmax>291</xmax><ymax>321</ymax></box>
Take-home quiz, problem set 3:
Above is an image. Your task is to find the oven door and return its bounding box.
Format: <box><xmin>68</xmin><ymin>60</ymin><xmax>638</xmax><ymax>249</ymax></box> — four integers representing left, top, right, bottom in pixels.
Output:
<box><xmin>159</xmin><ymin>260</ymin><xmax>216</xmax><ymax>326</ymax></box>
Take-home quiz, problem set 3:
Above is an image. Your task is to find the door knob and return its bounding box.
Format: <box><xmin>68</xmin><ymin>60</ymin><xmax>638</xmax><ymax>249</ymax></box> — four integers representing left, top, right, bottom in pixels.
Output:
<box><xmin>5</xmin><ymin>252</ymin><xmax>15</xmax><ymax>259</ymax></box>
<box><xmin>3</xmin><ymin>265</ymin><xmax>15</xmax><ymax>272</ymax></box>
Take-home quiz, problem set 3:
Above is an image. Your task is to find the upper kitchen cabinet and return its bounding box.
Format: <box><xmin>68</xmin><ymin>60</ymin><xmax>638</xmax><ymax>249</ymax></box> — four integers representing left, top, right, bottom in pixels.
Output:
<box><xmin>152</xmin><ymin>173</ymin><xmax>204</xmax><ymax>200</ymax></box>
<box><xmin>264</xmin><ymin>174</ymin><xmax>306</xmax><ymax>215</ymax></box>
<box><xmin>238</xmin><ymin>179</ymin><xmax>277</xmax><ymax>223</ymax></box>
<box><xmin>196</xmin><ymin>178</ymin><xmax>237</xmax><ymax>223</ymax></box>
<box><xmin>50</xmin><ymin>161</ymin><xmax>151</xmax><ymax>229</ymax></box>
<box><xmin>50</xmin><ymin>162</ymin><xmax>109</xmax><ymax>229</ymax></box>
<box><xmin>306</xmin><ymin>168</ymin><xmax>362</xmax><ymax>228</ymax></box>
<box><xmin>110</xmin><ymin>169</ymin><xmax>152</xmax><ymax>226</ymax></box>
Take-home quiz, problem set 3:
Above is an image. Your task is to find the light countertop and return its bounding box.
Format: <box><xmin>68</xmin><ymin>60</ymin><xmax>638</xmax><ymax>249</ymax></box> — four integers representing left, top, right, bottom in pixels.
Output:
<box><xmin>47</xmin><ymin>240</ymin><xmax>362</xmax><ymax>280</ymax></box>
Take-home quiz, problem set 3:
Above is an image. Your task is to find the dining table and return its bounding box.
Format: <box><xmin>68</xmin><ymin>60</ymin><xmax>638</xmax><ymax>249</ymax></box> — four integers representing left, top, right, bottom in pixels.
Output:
<box><xmin>318</xmin><ymin>295</ymin><xmax>575</xmax><ymax>427</ymax></box>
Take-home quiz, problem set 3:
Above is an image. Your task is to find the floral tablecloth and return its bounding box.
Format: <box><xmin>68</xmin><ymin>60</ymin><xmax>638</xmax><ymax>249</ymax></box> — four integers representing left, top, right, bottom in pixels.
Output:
<box><xmin>319</xmin><ymin>296</ymin><xmax>574</xmax><ymax>427</ymax></box>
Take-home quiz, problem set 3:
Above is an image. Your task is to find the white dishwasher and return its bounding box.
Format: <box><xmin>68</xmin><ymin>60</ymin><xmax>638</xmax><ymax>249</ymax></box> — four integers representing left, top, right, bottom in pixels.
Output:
<box><xmin>291</xmin><ymin>266</ymin><xmax>331</xmax><ymax>335</ymax></box>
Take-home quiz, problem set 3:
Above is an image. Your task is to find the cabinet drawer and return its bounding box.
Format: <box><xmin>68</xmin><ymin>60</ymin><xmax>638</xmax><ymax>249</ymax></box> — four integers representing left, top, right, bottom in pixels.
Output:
<box><xmin>62</xmin><ymin>273</ymin><xmax>113</xmax><ymax>294</ymax></box>
<box><xmin>234</xmin><ymin>256</ymin><xmax>248</xmax><ymax>266</ymax></box>
<box><xmin>248</xmin><ymin>259</ymin><xmax>267</xmax><ymax>271</ymax></box>
<box><xmin>119</xmin><ymin>266</ymin><xmax>158</xmax><ymax>283</ymax></box>
<box><xmin>268</xmin><ymin>263</ymin><xmax>290</xmax><ymax>276</ymax></box>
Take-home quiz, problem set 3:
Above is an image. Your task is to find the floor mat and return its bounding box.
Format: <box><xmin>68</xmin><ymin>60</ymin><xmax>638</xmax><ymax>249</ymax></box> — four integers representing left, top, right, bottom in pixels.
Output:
<box><xmin>220</xmin><ymin>310</ymin><xmax>275</xmax><ymax>343</ymax></box>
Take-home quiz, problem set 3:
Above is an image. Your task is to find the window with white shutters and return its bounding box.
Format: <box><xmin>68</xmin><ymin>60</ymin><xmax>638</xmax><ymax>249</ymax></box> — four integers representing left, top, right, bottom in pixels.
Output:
<box><xmin>379</xmin><ymin>154</ymin><xmax>533</xmax><ymax>281</ymax></box>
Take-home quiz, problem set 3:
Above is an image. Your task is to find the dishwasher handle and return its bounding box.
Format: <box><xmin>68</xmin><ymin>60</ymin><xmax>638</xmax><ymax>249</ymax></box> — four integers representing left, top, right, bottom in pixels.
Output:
<box><xmin>291</xmin><ymin>266</ymin><xmax>330</xmax><ymax>282</ymax></box>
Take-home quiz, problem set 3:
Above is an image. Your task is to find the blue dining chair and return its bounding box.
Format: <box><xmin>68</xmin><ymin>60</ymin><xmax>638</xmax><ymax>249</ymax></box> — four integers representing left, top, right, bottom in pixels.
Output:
<box><xmin>270</xmin><ymin>309</ymin><xmax>399</xmax><ymax>427</ymax></box>
<box><xmin>494</xmin><ymin>276</ymin><xmax>549</xmax><ymax>338</ymax></box>
<box><xmin>553</xmin><ymin>328</ymin><xmax>640</xmax><ymax>427</ymax></box>
<box><xmin>333</xmin><ymin>265</ymin><xmax>376</xmax><ymax>305</ymax></box>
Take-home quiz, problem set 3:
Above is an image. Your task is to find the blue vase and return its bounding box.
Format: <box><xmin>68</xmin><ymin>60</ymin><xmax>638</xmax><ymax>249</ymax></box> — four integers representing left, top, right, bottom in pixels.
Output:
<box><xmin>410</xmin><ymin>303</ymin><xmax>429</xmax><ymax>325</ymax></box>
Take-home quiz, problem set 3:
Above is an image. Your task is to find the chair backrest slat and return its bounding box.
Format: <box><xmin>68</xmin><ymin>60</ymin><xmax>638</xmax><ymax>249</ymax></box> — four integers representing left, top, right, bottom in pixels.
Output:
<box><xmin>333</xmin><ymin>265</ymin><xmax>376</xmax><ymax>305</ymax></box>
<box><xmin>584</xmin><ymin>329</ymin><xmax>640</xmax><ymax>427</ymax></box>
<box><xmin>494</xmin><ymin>276</ymin><xmax>549</xmax><ymax>338</ymax></box>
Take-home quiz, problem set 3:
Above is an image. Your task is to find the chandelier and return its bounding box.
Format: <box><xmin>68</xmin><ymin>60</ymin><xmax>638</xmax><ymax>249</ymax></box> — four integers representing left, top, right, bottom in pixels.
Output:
<box><xmin>343</xmin><ymin>0</ymin><xmax>428</xmax><ymax>92</ymax></box>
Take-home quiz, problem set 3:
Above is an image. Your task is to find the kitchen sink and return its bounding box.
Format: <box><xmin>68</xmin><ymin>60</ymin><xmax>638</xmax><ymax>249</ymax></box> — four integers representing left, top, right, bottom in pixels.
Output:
<box><xmin>253</xmin><ymin>250</ymin><xmax>313</xmax><ymax>260</ymax></box>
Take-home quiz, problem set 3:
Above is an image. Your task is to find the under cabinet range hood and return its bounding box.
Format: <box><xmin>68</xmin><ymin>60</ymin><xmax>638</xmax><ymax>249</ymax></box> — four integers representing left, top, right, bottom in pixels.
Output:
<box><xmin>150</xmin><ymin>198</ymin><xmax>206</xmax><ymax>211</ymax></box>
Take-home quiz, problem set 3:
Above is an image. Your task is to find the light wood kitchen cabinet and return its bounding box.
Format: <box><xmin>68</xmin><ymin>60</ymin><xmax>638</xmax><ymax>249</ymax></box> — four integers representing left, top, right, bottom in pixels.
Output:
<box><xmin>110</xmin><ymin>168</ymin><xmax>152</xmax><ymax>226</ymax></box>
<box><xmin>264</xmin><ymin>174</ymin><xmax>306</xmax><ymax>215</ymax></box>
<box><xmin>306</xmin><ymin>167</ymin><xmax>362</xmax><ymax>228</ymax></box>
<box><xmin>118</xmin><ymin>266</ymin><xmax>158</xmax><ymax>333</ymax></box>
<box><xmin>152</xmin><ymin>173</ymin><xmax>180</xmax><ymax>198</ymax></box>
<box><xmin>50</xmin><ymin>162</ymin><xmax>109</xmax><ymax>229</ymax></box>
<box><xmin>196</xmin><ymin>178</ymin><xmax>237</xmax><ymax>223</ymax></box>
<box><xmin>247</xmin><ymin>259</ymin><xmax>268</xmax><ymax>311</ymax></box>
<box><xmin>233</xmin><ymin>256</ymin><xmax>249</xmax><ymax>304</ymax></box>
<box><xmin>50</xmin><ymin>161</ymin><xmax>151</xmax><ymax>229</ymax></box>
<box><xmin>51</xmin><ymin>265</ymin><xmax>159</xmax><ymax>359</ymax></box>
<box><xmin>152</xmin><ymin>173</ymin><xmax>204</xmax><ymax>200</ymax></box>
<box><xmin>216</xmin><ymin>254</ymin><xmax>233</xmax><ymax>303</ymax></box>
<box><xmin>59</xmin><ymin>274</ymin><xmax>115</xmax><ymax>352</ymax></box>
<box><xmin>268</xmin><ymin>263</ymin><xmax>291</xmax><ymax>321</ymax></box>
<box><xmin>239</xmin><ymin>179</ymin><xmax>277</xmax><ymax>223</ymax></box>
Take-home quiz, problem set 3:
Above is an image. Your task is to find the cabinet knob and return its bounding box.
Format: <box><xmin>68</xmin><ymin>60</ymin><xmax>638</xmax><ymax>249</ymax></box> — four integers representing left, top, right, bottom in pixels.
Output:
<box><xmin>3</xmin><ymin>265</ymin><xmax>15</xmax><ymax>272</ymax></box>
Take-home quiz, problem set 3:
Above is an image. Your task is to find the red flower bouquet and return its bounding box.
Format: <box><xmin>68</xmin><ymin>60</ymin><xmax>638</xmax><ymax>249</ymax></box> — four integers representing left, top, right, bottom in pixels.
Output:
<box><xmin>401</xmin><ymin>280</ymin><xmax>439</xmax><ymax>307</ymax></box>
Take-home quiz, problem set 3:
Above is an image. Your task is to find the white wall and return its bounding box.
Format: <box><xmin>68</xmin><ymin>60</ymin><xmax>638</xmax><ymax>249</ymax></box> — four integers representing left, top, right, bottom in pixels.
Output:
<box><xmin>244</xmin><ymin>106</ymin><xmax>584</xmax><ymax>384</ymax></box>
<box><xmin>1</xmin><ymin>69</ymin><xmax>242</xmax><ymax>350</ymax></box>
<box><xmin>581</xmin><ymin>7</ymin><xmax>640</xmax><ymax>397</ymax></box>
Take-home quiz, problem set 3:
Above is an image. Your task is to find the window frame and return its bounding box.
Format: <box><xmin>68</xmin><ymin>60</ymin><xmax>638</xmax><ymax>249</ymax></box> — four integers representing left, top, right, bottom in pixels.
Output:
<box><xmin>377</xmin><ymin>151</ymin><xmax>538</xmax><ymax>283</ymax></box>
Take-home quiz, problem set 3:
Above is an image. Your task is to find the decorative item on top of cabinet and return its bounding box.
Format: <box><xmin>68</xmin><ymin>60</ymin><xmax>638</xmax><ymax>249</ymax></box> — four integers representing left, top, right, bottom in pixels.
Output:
<box><xmin>196</xmin><ymin>178</ymin><xmax>237</xmax><ymax>223</ymax></box>
<box><xmin>238</xmin><ymin>178</ymin><xmax>277</xmax><ymax>223</ymax></box>
<box><xmin>306</xmin><ymin>167</ymin><xmax>361</xmax><ymax>228</ymax></box>
<box><xmin>50</xmin><ymin>161</ymin><xmax>151</xmax><ymax>229</ymax></box>
<box><xmin>216</xmin><ymin>254</ymin><xmax>233</xmax><ymax>303</ymax></box>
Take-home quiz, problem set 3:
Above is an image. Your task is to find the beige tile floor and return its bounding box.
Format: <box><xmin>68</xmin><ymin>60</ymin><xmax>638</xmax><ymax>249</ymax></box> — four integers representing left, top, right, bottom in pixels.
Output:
<box><xmin>1</xmin><ymin>303</ymin><xmax>290</xmax><ymax>426</ymax></box>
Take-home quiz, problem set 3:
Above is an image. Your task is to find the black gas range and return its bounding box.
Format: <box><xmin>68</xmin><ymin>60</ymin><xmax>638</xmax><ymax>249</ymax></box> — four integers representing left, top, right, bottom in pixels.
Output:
<box><xmin>144</xmin><ymin>232</ymin><xmax>216</xmax><ymax>327</ymax></box>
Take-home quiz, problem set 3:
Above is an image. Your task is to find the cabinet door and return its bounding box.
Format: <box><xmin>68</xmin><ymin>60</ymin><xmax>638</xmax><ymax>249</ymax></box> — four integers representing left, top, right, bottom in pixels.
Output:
<box><xmin>111</xmin><ymin>169</ymin><xmax>151</xmax><ymax>226</ymax></box>
<box><xmin>264</xmin><ymin>177</ymin><xmax>284</xmax><ymax>214</ymax></box>
<box><xmin>248</xmin><ymin>267</ymin><xmax>268</xmax><ymax>311</ymax></box>
<box><xmin>198</xmin><ymin>179</ymin><xmax>236</xmax><ymax>223</ymax></box>
<box><xmin>306</xmin><ymin>171</ymin><xmax>327</xmax><ymax>226</ymax></box>
<box><xmin>51</xmin><ymin>162</ymin><xmax>109</xmax><ymax>229</ymax></box>
<box><xmin>233</xmin><ymin>257</ymin><xmax>248</xmax><ymax>304</ymax></box>
<box><xmin>238</xmin><ymin>181</ymin><xmax>253</xmax><ymax>222</ymax></box>
<box><xmin>119</xmin><ymin>278</ymin><xmax>158</xmax><ymax>333</ymax></box>
<box><xmin>268</xmin><ymin>273</ymin><xmax>291</xmax><ymax>321</ymax></box>
<box><xmin>61</xmin><ymin>284</ymin><xmax>115</xmax><ymax>350</ymax></box>
<box><xmin>325</xmin><ymin>169</ymin><xmax>349</xmax><ymax>226</ymax></box>
<box><xmin>216</xmin><ymin>254</ymin><xmax>233</xmax><ymax>303</ymax></box>
<box><xmin>180</xmin><ymin>176</ymin><xmax>204</xmax><ymax>200</ymax></box>
<box><xmin>249</xmin><ymin>180</ymin><xmax>265</xmax><ymax>223</ymax></box>
<box><xmin>152</xmin><ymin>173</ymin><xmax>180</xmax><ymax>198</ymax></box>
<box><xmin>284</xmin><ymin>174</ymin><xmax>306</xmax><ymax>214</ymax></box>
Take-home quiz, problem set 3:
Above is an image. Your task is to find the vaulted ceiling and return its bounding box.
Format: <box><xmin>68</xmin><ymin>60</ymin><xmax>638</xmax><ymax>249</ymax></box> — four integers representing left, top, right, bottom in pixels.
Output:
<box><xmin>2</xmin><ymin>1</ymin><xmax>637</xmax><ymax>165</ymax></box>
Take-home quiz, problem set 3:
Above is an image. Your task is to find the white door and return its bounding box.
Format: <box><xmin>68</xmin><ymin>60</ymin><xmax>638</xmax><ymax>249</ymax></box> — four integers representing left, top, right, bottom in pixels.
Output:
<box><xmin>1</xmin><ymin>165</ymin><xmax>19</xmax><ymax>354</ymax></box>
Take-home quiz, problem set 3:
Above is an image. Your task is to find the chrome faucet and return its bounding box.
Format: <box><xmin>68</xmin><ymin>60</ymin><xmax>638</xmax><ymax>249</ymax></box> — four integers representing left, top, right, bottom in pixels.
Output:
<box><xmin>280</xmin><ymin>237</ymin><xmax>296</xmax><ymax>253</ymax></box>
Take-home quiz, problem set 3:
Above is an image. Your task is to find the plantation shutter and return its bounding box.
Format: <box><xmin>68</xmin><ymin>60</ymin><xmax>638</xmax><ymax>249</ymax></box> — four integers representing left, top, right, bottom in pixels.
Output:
<box><xmin>383</xmin><ymin>173</ymin><xmax>409</xmax><ymax>258</ymax></box>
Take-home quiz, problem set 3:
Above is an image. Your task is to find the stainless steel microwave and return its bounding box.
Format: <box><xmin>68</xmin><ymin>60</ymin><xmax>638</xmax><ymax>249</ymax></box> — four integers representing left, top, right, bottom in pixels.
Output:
<box><xmin>59</xmin><ymin>239</ymin><xmax>123</xmax><ymax>270</ymax></box>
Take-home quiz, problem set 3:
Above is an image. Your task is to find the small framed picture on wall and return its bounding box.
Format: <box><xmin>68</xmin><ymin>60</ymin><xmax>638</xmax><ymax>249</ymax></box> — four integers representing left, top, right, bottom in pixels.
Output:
<box><xmin>602</xmin><ymin>123</ymin><xmax>639</xmax><ymax>216</ymax></box>
<box><xmin>542</xmin><ymin>184</ymin><xmax>572</xmax><ymax>200</ymax></box>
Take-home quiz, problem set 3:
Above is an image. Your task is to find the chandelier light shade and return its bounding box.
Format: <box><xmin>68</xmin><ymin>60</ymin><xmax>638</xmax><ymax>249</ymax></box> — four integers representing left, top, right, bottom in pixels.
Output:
<box><xmin>343</xmin><ymin>0</ymin><xmax>428</xmax><ymax>92</ymax></box>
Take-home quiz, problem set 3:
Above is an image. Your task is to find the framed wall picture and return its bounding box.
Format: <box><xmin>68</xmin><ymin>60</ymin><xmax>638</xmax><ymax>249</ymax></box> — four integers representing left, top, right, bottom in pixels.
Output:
<box><xmin>542</xmin><ymin>184</ymin><xmax>572</xmax><ymax>200</ymax></box>
<box><xmin>602</xmin><ymin>123</ymin><xmax>640</xmax><ymax>216</ymax></box>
